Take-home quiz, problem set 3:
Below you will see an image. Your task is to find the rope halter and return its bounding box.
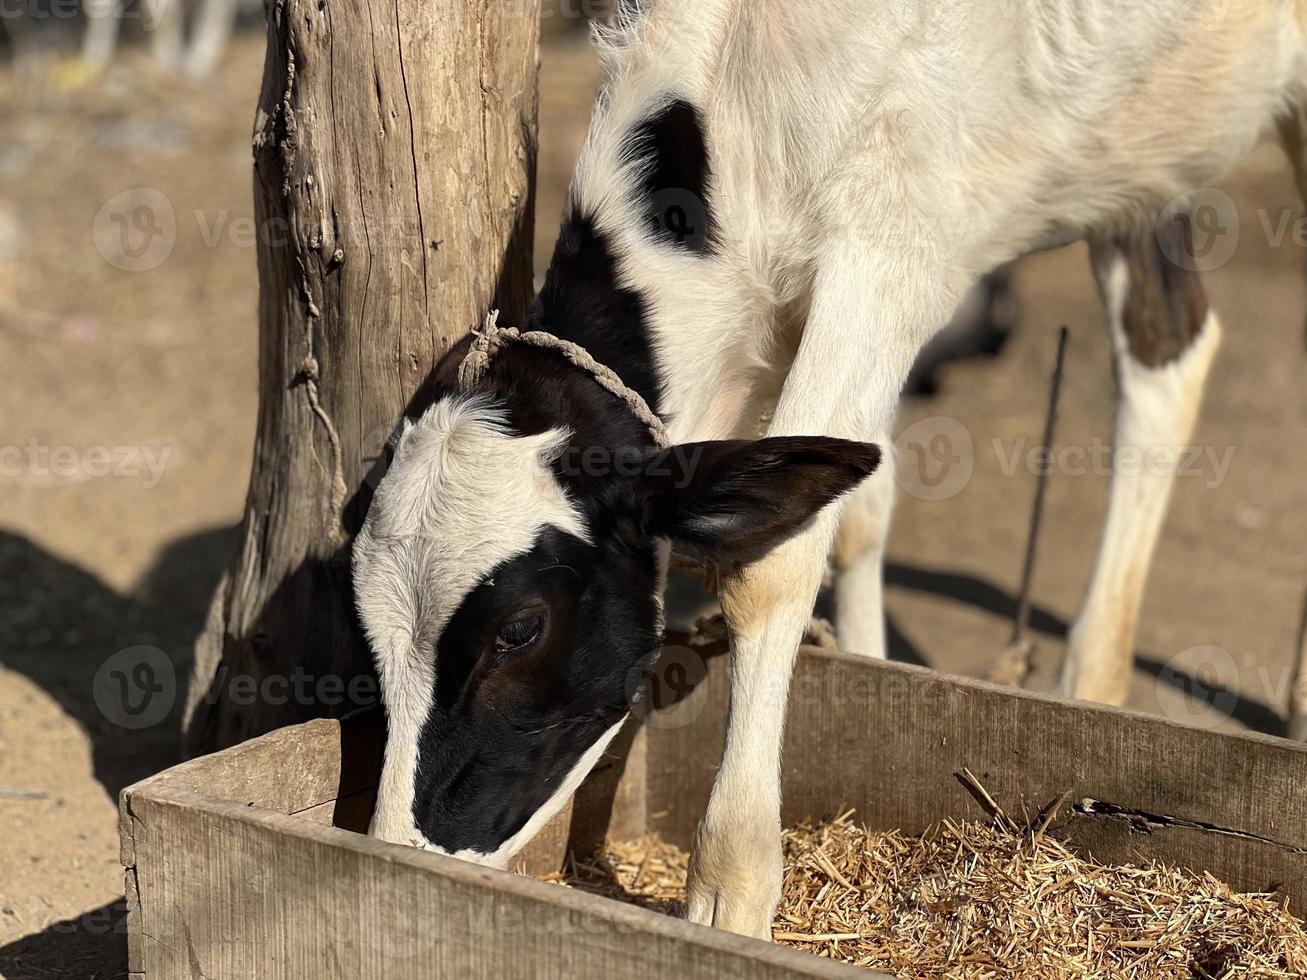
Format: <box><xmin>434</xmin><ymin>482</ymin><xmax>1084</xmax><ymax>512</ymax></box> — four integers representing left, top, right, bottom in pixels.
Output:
<box><xmin>457</xmin><ymin>310</ymin><xmax>672</xmax><ymax>450</ymax></box>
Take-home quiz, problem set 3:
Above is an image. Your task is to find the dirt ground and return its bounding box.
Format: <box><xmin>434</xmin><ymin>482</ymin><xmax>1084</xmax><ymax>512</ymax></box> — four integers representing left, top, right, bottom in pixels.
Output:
<box><xmin>1</xmin><ymin>27</ymin><xmax>1304</xmax><ymax>980</ymax></box>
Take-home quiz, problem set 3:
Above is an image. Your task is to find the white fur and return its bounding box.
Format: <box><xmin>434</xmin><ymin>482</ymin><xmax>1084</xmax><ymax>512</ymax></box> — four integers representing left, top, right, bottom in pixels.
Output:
<box><xmin>557</xmin><ymin>0</ymin><xmax>1307</xmax><ymax>938</ymax></box>
<box><xmin>354</xmin><ymin>396</ymin><xmax>589</xmax><ymax>848</ymax></box>
<box><xmin>1058</xmin><ymin>250</ymin><xmax>1222</xmax><ymax>704</ymax></box>
<box><xmin>576</xmin><ymin>0</ymin><xmax>1304</xmax><ymax>448</ymax></box>
<box><xmin>833</xmin><ymin>444</ymin><xmax>897</xmax><ymax>658</ymax></box>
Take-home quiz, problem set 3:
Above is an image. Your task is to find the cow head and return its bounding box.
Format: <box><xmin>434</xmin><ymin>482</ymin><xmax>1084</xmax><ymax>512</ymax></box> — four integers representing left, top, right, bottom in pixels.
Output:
<box><xmin>353</xmin><ymin>349</ymin><xmax>879</xmax><ymax>867</ymax></box>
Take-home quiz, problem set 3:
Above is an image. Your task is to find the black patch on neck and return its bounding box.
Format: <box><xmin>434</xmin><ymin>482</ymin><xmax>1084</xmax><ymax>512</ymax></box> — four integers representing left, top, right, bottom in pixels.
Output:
<box><xmin>531</xmin><ymin>210</ymin><xmax>664</xmax><ymax>416</ymax></box>
<box><xmin>622</xmin><ymin>99</ymin><xmax>719</xmax><ymax>255</ymax></box>
<box><xmin>510</xmin><ymin>101</ymin><xmax>721</xmax><ymax>432</ymax></box>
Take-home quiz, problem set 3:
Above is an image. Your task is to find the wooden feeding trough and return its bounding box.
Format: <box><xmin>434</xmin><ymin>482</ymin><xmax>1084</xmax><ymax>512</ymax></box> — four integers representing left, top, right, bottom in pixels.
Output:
<box><xmin>121</xmin><ymin>644</ymin><xmax>1307</xmax><ymax>979</ymax></box>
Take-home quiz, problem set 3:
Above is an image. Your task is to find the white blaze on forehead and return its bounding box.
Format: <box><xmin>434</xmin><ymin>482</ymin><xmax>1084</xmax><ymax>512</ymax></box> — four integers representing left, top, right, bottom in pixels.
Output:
<box><xmin>352</xmin><ymin>395</ymin><xmax>589</xmax><ymax>848</ymax></box>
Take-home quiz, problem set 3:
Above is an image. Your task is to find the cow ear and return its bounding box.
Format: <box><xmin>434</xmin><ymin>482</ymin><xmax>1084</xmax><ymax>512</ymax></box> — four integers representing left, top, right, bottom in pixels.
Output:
<box><xmin>640</xmin><ymin>437</ymin><xmax>881</xmax><ymax>570</ymax></box>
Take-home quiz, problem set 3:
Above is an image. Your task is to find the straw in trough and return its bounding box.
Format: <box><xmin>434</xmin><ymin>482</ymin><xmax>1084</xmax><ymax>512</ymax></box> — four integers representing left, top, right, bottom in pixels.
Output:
<box><xmin>540</xmin><ymin>807</ymin><xmax>1307</xmax><ymax>979</ymax></box>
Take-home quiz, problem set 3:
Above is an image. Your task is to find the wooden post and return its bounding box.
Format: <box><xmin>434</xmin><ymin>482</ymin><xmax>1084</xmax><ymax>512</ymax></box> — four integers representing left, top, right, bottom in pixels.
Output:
<box><xmin>184</xmin><ymin>0</ymin><xmax>543</xmax><ymax>754</ymax></box>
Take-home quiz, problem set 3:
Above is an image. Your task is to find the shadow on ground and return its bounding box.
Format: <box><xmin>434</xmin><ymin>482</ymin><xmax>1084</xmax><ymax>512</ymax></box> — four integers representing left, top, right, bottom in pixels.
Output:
<box><xmin>0</xmin><ymin>900</ymin><xmax>127</xmax><ymax>980</ymax></box>
<box><xmin>886</xmin><ymin>561</ymin><xmax>1288</xmax><ymax>736</ymax></box>
<box><xmin>0</xmin><ymin>526</ymin><xmax>238</xmax><ymax>800</ymax></box>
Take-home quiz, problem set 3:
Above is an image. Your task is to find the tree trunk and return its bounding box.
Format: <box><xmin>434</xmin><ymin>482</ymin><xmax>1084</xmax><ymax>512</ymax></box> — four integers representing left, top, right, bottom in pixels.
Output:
<box><xmin>184</xmin><ymin>0</ymin><xmax>542</xmax><ymax>755</ymax></box>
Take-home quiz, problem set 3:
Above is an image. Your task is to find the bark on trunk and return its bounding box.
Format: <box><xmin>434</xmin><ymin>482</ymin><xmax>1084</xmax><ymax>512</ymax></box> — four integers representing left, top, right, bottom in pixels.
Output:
<box><xmin>185</xmin><ymin>0</ymin><xmax>542</xmax><ymax>755</ymax></box>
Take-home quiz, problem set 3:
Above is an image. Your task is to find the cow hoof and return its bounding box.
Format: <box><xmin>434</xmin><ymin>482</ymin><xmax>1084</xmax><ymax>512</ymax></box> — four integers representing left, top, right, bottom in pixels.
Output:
<box><xmin>685</xmin><ymin>822</ymin><xmax>780</xmax><ymax>941</ymax></box>
<box><xmin>685</xmin><ymin>882</ymin><xmax>775</xmax><ymax>941</ymax></box>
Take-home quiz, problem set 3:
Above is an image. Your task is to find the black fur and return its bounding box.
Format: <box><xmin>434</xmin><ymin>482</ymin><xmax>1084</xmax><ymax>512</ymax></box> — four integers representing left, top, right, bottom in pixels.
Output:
<box><xmin>405</xmin><ymin>309</ymin><xmax>665</xmax><ymax>853</ymax></box>
<box><xmin>517</xmin><ymin>97</ymin><xmax>719</xmax><ymax>414</ymax></box>
<box><xmin>530</xmin><ymin>210</ymin><xmax>663</xmax><ymax>414</ymax></box>
<box><xmin>622</xmin><ymin>99</ymin><xmax>719</xmax><ymax>255</ymax></box>
<box><xmin>414</xmin><ymin>527</ymin><xmax>659</xmax><ymax>853</ymax></box>
<box><xmin>641</xmin><ymin>437</ymin><xmax>883</xmax><ymax>571</ymax></box>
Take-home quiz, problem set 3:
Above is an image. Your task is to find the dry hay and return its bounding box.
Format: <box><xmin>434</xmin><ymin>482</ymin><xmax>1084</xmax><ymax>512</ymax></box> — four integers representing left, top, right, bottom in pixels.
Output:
<box><xmin>540</xmin><ymin>810</ymin><xmax>1307</xmax><ymax>979</ymax></box>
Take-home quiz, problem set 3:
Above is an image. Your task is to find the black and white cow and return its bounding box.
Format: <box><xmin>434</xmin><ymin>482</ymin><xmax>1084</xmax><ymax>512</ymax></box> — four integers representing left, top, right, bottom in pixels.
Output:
<box><xmin>355</xmin><ymin>0</ymin><xmax>1307</xmax><ymax>939</ymax></box>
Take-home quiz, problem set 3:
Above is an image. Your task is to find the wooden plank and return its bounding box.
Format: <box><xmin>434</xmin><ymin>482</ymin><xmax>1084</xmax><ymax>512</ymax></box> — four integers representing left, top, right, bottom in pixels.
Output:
<box><xmin>119</xmin><ymin>717</ymin><xmax>345</xmax><ymax>877</ymax></box>
<box><xmin>648</xmin><ymin>646</ymin><xmax>1307</xmax><ymax>903</ymax></box>
<box><xmin>128</xmin><ymin>645</ymin><xmax>1307</xmax><ymax>978</ymax></box>
<box><xmin>123</xmin><ymin>788</ymin><xmax>878</xmax><ymax>980</ymax></box>
<box><xmin>129</xmin><ymin>718</ymin><xmax>346</xmax><ymax>811</ymax></box>
<box><xmin>124</xmin><ymin>707</ymin><xmax>647</xmax><ymax>876</ymax></box>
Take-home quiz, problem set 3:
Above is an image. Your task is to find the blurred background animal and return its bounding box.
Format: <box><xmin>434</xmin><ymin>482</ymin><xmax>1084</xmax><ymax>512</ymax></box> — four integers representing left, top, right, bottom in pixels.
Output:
<box><xmin>0</xmin><ymin>0</ymin><xmax>262</xmax><ymax>75</ymax></box>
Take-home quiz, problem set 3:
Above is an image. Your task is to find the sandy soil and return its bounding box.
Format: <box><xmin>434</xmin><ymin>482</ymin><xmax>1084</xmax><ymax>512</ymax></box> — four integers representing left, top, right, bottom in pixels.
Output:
<box><xmin>0</xmin><ymin>28</ymin><xmax>1304</xmax><ymax>980</ymax></box>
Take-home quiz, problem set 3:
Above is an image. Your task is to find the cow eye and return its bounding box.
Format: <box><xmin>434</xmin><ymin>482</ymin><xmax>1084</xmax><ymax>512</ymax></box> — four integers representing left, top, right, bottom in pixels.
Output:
<box><xmin>494</xmin><ymin>612</ymin><xmax>544</xmax><ymax>654</ymax></box>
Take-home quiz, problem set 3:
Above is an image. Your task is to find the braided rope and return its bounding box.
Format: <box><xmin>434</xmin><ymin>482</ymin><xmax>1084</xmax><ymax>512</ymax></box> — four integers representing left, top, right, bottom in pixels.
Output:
<box><xmin>458</xmin><ymin>310</ymin><xmax>672</xmax><ymax>449</ymax></box>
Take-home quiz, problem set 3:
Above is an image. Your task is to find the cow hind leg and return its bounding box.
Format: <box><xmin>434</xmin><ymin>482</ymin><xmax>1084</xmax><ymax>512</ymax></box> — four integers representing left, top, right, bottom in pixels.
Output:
<box><xmin>1056</xmin><ymin>215</ymin><xmax>1221</xmax><ymax>705</ymax></box>
<box><xmin>906</xmin><ymin>267</ymin><xmax>1017</xmax><ymax>396</ymax></box>
<box><xmin>832</xmin><ymin>445</ymin><xmax>895</xmax><ymax>658</ymax></box>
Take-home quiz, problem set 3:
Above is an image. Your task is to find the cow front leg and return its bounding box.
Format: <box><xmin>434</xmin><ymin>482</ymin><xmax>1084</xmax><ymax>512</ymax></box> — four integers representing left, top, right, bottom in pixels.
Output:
<box><xmin>685</xmin><ymin>509</ymin><xmax>840</xmax><ymax>938</ymax></box>
<box><xmin>684</xmin><ymin>247</ymin><xmax>956</xmax><ymax>938</ymax></box>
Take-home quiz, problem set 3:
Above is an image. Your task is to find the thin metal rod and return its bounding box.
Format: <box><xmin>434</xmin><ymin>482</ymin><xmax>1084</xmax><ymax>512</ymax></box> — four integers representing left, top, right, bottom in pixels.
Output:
<box><xmin>1289</xmin><ymin>586</ymin><xmax>1307</xmax><ymax>740</ymax></box>
<box><xmin>1012</xmin><ymin>326</ymin><xmax>1070</xmax><ymax>646</ymax></box>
